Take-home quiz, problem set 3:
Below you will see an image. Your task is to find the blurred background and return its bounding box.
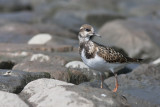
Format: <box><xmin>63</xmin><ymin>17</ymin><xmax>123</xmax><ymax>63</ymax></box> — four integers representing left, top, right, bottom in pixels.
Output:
<box><xmin>0</xmin><ymin>0</ymin><xmax>160</xmax><ymax>61</ymax></box>
<box><xmin>0</xmin><ymin>0</ymin><xmax>160</xmax><ymax>107</ymax></box>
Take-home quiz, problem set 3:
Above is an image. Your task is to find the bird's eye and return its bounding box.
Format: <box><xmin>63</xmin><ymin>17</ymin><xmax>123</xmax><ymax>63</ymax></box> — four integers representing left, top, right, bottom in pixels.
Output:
<box><xmin>85</xmin><ymin>29</ymin><xmax>91</xmax><ymax>32</ymax></box>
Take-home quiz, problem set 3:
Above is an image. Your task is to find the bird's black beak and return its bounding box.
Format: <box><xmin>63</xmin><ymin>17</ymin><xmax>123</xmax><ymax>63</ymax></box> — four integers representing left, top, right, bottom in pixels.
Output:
<box><xmin>92</xmin><ymin>33</ymin><xmax>101</xmax><ymax>37</ymax></box>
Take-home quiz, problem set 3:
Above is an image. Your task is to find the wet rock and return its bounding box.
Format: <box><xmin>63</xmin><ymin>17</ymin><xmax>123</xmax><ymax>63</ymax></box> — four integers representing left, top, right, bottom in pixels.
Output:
<box><xmin>94</xmin><ymin>19</ymin><xmax>160</xmax><ymax>60</ymax></box>
<box><xmin>105</xmin><ymin>64</ymin><xmax>160</xmax><ymax>106</ymax></box>
<box><xmin>0</xmin><ymin>69</ymin><xmax>50</xmax><ymax>93</ymax></box>
<box><xmin>20</xmin><ymin>78</ymin><xmax>129</xmax><ymax>107</ymax></box>
<box><xmin>0</xmin><ymin>91</ymin><xmax>29</xmax><ymax>107</ymax></box>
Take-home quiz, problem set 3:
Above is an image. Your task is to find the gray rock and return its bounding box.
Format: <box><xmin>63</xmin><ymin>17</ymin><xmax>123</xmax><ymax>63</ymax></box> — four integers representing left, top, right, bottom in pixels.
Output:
<box><xmin>0</xmin><ymin>0</ymin><xmax>31</xmax><ymax>12</ymax></box>
<box><xmin>105</xmin><ymin>64</ymin><xmax>160</xmax><ymax>106</ymax></box>
<box><xmin>0</xmin><ymin>69</ymin><xmax>50</xmax><ymax>93</ymax></box>
<box><xmin>20</xmin><ymin>78</ymin><xmax>129</xmax><ymax>107</ymax></box>
<box><xmin>94</xmin><ymin>19</ymin><xmax>160</xmax><ymax>60</ymax></box>
<box><xmin>0</xmin><ymin>91</ymin><xmax>29</xmax><ymax>107</ymax></box>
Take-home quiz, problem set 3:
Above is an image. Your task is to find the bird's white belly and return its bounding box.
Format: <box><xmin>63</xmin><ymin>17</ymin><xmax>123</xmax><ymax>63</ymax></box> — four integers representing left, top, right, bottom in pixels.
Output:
<box><xmin>81</xmin><ymin>49</ymin><xmax>125</xmax><ymax>73</ymax></box>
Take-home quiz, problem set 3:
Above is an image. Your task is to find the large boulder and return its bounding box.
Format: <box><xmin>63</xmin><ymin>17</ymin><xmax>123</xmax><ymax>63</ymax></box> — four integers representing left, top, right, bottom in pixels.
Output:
<box><xmin>93</xmin><ymin>19</ymin><xmax>160</xmax><ymax>60</ymax></box>
<box><xmin>20</xmin><ymin>78</ymin><xmax>129</xmax><ymax>107</ymax></box>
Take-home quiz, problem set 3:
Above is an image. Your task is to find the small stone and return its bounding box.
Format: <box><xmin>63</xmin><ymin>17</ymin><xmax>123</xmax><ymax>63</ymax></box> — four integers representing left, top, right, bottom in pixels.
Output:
<box><xmin>65</xmin><ymin>61</ymin><xmax>89</xmax><ymax>70</ymax></box>
<box><xmin>28</xmin><ymin>33</ymin><xmax>52</xmax><ymax>45</ymax></box>
<box><xmin>30</xmin><ymin>53</ymin><xmax>50</xmax><ymax>62</ymax></box>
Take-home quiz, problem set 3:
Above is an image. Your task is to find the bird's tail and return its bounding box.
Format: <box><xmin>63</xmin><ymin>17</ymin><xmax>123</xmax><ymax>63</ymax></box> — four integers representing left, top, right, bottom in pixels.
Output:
<box><xmin>127</xmin><ymin>57</ymin><xmax>143</xmax><ymax>63</ymax></box>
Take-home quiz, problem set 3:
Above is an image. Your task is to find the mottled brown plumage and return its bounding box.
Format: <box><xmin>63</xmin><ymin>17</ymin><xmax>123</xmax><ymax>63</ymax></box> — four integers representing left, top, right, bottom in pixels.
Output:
<box><xmin>79</xmin><ymin>41</ymin><xmax>142</xmax><ymax>63</ymax></box>
<box><xmin>79</xmin><ymin>41</ymin><xmax>96</xmax><ymax>59</ymax></box>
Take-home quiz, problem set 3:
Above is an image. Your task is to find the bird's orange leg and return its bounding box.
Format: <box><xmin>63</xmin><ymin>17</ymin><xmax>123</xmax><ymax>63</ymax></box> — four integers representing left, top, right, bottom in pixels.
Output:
<box><xmin>112</xmin><ymin>73</ymin><xmax>118</xmax><ymax>92</ymax></box>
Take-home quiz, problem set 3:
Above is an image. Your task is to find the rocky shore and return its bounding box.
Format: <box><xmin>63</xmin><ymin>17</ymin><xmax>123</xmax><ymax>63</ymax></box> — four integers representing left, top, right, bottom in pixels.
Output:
<box><xmin>0</xmin><ymin>0</ymin><xmax>160</xmax><ymax>107</ymax></box>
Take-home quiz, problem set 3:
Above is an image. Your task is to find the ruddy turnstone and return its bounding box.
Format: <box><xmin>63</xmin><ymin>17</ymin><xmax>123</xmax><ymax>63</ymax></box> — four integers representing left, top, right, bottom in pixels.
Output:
<box><xmin>78</xmin><ymin>24</ymin><xmax>142</xmax><ymax>92</ymax></box>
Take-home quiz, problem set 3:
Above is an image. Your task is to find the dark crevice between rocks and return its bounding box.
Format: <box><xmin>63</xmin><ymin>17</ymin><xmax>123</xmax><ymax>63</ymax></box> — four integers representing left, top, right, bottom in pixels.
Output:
<box><xmin>0</xmin><ymin>61</ymin><xmax>15</xmax><ymax>69</ymax></box>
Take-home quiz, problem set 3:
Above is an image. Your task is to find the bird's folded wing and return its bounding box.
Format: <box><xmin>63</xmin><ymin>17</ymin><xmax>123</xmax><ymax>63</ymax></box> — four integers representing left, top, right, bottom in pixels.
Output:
<box><xmin>97</xmin><ymin>45</ymin><xmax>128</xmax><ymax>63</ymax></box>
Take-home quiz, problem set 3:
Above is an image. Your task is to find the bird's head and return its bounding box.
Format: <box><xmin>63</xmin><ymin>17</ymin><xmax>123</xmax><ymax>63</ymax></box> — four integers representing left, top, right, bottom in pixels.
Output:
<box><xmin>78</xmin><ymin>24</ymin><xmax>101</xmax><ymax>42</ymax></box>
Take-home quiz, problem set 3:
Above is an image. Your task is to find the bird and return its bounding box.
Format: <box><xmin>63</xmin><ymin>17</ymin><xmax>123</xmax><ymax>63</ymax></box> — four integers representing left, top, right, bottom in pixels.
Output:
<box><xmin>78</xmin><ymin>24</ymin><xmax>142</xmax><ymax>92</ymax></box>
